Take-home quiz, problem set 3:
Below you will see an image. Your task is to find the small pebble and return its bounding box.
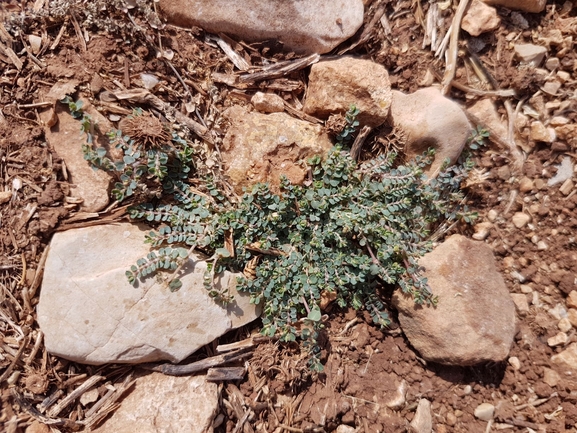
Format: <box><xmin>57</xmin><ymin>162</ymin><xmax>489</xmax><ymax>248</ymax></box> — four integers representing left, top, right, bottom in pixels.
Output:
<box><xmin>472</xmin><ymin>222</ymin><xmax>492</xmax><ymax>241</ymax></box>
<box><xmin>508</xmin><ymin>356</ymin><xmax>521</xmax><ymax>370</ymax></box>
<box><xmin>512</xmin><ymin>212</ymin><xmax>531</xmax><ymax>228</ymax></box>
<box><xmin>502</xmin><ymin>257</ymin><xmax>516</xmax><ymax>268</ymax></box>
<box><xmin>0</xmin><ymin>191</ymin><xmax>11</xmax><ymax>204</ymax></box>
<box><xmin>547</xmin><ymin>332</ymin><xmax>568</xmax><ymax>347</ymax></box>
<box><xmin>495</xmin><ymin>165</ymin><xmax>511</xmax><ymax>181</ymax></box>
<box><xmin>550</xmin><ymin>116</ymin><xmax>569</xmax><ymax>126</ymax></box>
<box><xmin>80</xmin><ymin>388</ymin><xmax>99</xmax><ymax>406</ymax></box>
<box><xmin>474</xmin><ymin>403</ymin><xmax>495</xmax><ymax>421</ymax></box>
<box><xmin>7</xmin><ymin>370</ymin><xmax>20</xmax><ymax>385</ymax></box>
<box><xmin>548</xmin><ymin>304</ymin><xmax>567</xmax><ymax>320</ymax></box>
<box><xmin>542</xmin><ymin>80</ymin><xmax>561</xmax><ymax>95</ymax></box>
<box><xmin>520</xmin><ymin>284</ymin><xmax>533</xmax><ymax>294</ymax></box>
<box><xmin>567</xmin><ymin>309</ymin><xmax>577</xmax><ymax>328</ymax></box>
<box><xmin>567</xmin><ymin>291</ymin><xmax>577</xmax><ymax>309</ymax></box>
<box><xmin>519</xmin><ymin>177</ymin><xmax>534</xmax><ymax>192</ymax></box>
<box><xmin>557</xmin><ymin>71</ymin><xmax>570</xmax><ymax>82</ymax></box>
<box><xmin>410</xmin><ymin>399</ymin><xmax>432</xmax><ymax>433</ymax></box>
<box><xmin>530</xmin><ymin>121</ymin><xmax>554</xmax><ymax>142</ymax></box>
<box><xmin>446</xmin><ymin>412</ymin><xmax>457</xmax><ymax>426</ymax></box>
<box><xmin>25</xmin><ymin>421</ymin><xmax>50</xmax><ymax>433</ymax></box>
<box><xmin>487</xmin><ymin>209</ymin><xmax>498</xmax><ymax>222</ymax></box>
<box><xmin>511</xmin><ymin>293</ymin><xmax>530</xmax><ymax>314</ymax></box>
<box><xmin>545</xmin><ymin>57</ymin><xmax>560</xmax><ymax>70</ymax></box>
<box><xmin>335</xmin><ymin>425</ymin><xmax>356</xmax><ymax>433</ymax></box>
<box><xmin>463</xmin><ymin>385</ymin><xmax>472</xmax><ymax>395</ymax></box>
<box><xmin>251</xmin><ymin>91</ymin><xmax>285</xmax><ymax>113</ymax></box>
<box><xmin>559</xmin><ymin>318</ymin><xmax>572</xmax><ymax>333</ymax></box>
<box><xmin>534</xmin><ymin>178</ymin><xmax>546</xmax><ymax>190</ymax></box>
<box><xmin>542</xmin><ymin>367</ymin><xmax>561</xmax><ymax>387</ymax></box>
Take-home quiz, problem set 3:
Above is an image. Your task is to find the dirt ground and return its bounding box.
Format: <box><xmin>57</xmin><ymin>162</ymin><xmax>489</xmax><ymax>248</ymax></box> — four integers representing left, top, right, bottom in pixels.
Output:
<box><xmin>1</xmin><ymin>0</ymin><xmax>577</xmax><ymax>432</ymax></box>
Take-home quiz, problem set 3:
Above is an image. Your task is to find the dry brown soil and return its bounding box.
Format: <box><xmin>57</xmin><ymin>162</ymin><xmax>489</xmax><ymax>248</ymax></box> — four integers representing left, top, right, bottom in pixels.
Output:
<box><xmin>1</xmin><ymin>1</ymin><xmax>577</xmax><ymax>432</ymax></box>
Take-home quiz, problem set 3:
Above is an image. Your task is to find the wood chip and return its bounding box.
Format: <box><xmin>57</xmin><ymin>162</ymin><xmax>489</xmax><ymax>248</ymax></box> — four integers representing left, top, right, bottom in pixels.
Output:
<box><xmin>142</xmin><ymin>347</ymin><xmax>253</xmax><ymax>376</ymax></box>
<box><xmin>211</xmin><ymin>34</ymin><xmax>251</xmax><ymax>71</ymax></box>
<box><xmin>441</xmin><ymin>0</ymin><xmax>470</xmax><ymax>95</ymax></box>
<box><xmin>238</xmin><ymin>54</ymin><xmax>319</xmax><ymax>84</ymax></box>
<box><xmin>0</xmin><ymin>40</ymin><xmax>23</xmax><ymax>70</ymax></box>
<box><xmin>47</xmin><ymin>375</ymin><xmax>104</xmax><ymax>417</ymax></box>
<box><xmin>207</xmin><ymin>367</ymin><xmax>246</xmax><ymax>381</ymax></box>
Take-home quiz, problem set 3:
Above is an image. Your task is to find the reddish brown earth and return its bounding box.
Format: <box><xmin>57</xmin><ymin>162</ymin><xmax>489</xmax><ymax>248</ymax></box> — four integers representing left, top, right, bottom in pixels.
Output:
<box><xmin>1</xmin><ymin>1</ymin><xmax>576</xmax><ymax>432</ymax></box>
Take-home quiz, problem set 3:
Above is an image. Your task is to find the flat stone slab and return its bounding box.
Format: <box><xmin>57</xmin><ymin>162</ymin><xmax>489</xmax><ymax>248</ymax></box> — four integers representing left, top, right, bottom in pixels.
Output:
<box><xmin>92</xmin><ymin>372</ymin><xmax>218</xmax><ymax>433</ymax></box>
<box><xmin>159</xmin><ymin>0</ymin><xmax>364</xmax><ymax>54</ymax></box>
<box><xmin>37</xmin><ymin>223</ymin><xmax>260</xmax><ymax>365</ymax></box>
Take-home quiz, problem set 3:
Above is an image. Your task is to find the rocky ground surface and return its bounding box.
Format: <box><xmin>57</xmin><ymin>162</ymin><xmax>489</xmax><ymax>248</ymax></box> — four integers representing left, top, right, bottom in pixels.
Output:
<box><xmin>1</xmin><ymin>0</ymin><xmax>577</xmax><ymax>432</ymax></box>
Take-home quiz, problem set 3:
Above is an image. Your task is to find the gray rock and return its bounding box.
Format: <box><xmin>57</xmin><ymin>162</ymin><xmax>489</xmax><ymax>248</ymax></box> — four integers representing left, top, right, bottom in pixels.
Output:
<box><xmin>92</xmin><ymin>372</ymin><xmax>217</xmax><ymax>433</ymax></box>
<box><xmin>221</xmin><ymin>106</ymin><xmax>333</xmax><ymax>194</ymax></box>
<box><xmin>410</xmin><ymin>399</ymin><xmax>432</xmax><ymax>433</ymax></box>
<box><xmin>392</xmin><ymin>234</ymin><xmax>516</xmax><ymax>366</ymax></box>
<box><xmin>37</xmin><ymin>223</ymin><xmax>260</xmax><ymax>365</ymax></box>
<box><xmin>474</xmin><ymin>403</ymin><xmax>495</xmax><ymax>421</ymax></box>
<box><xmin>303</xmin><ymin>57</ymin><xmax>393</xmax><ymax>128</ymax></box>
<box><xmin>514</xmin><ymin>43</ymin><xmax>547</xmax><ymax>66</ymax></box>
<box><xmin>158</xmin><ymin>0</ymin><xmax>364</xmax><ymax>55</ymax></box>
<box><xmin>389</xmin><ymin>87</ymin><xmax>471</xmax><ymax>177</ymax></box>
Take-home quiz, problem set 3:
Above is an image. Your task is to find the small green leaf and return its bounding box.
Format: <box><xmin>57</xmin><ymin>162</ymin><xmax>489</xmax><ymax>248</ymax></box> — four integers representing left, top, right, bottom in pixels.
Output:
<box><xmin>307</xmin><ymin>306</ymin><xmax>322</xmax><ymax>322</ymax></box>
<box><xmin>169</xmin><ymin>279</ymin><xmax>182</xmax><ymax>292</ymax></box>
<box><xmin>215</xmin><ymin>248</ymin><xmax>231</xmax><ymax>258</ymax></box>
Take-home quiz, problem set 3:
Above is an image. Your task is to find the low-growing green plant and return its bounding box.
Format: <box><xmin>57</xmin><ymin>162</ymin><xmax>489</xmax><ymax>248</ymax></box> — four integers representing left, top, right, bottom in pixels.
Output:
<box><xmin>67</xmin><ymin>99</ymin><xmax>478</xmax><ymax>371</ymax></box>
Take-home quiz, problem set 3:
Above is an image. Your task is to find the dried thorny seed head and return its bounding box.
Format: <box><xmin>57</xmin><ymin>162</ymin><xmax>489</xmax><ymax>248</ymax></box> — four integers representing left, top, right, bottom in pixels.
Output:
<box><xmin>325</xmin><ymin>113</ymin><xmax>349</xmax><ymax>136</ymax></box>
<box><xmin>119</xmin><ymin>112</ymin><xmax>171</xmax><ymax>149</ymax></box>
<box><xmin>462</xmin><ymin>167</ymin><xmax>490</xmax><ymax>189</ymax></box>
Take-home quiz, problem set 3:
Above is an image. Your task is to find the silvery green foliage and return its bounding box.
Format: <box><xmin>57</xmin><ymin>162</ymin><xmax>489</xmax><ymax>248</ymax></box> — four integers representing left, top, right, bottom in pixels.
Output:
<box><xmin>70</xmin><ymin>100</ymin><xmax>478</xmax><ymax>371</ymax></box>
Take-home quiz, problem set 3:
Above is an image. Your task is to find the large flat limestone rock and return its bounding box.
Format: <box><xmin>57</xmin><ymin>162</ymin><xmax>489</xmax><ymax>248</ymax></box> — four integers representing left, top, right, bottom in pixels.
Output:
<box><xmin>37</xmin><ymin>223</ymin><xmax>260</xmax><ymax>365</ymax></box>
<box><xmin>159</xmin><ymin>0</ymin><xmax>364</xmax><ymax>55</ymax></box>
<box><xmin>93</xmin><ymin>373</ymin><xmax>218</xmax><ymax>433</ymax></box>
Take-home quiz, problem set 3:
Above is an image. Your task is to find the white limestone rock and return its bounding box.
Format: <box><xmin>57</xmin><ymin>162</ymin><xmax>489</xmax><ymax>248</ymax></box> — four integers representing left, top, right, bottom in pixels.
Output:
<box><xmin>92</xmin><ymin>372</ymin><xmax>218</xmax><ymax>433</ymax></box>
<box><xmin>158</xmin><ymin>0</ymin><xmax>364</xmax><ymax>55</ymax></box>
<box><xmin>482</xmin><ymin>0</ymin><xmax>546</xmax><ymax>13</ymax></box>
<box><xmin>37</xmin><ymin>223</ymin><xmax>261</xmax><ymax>365</ymax></box>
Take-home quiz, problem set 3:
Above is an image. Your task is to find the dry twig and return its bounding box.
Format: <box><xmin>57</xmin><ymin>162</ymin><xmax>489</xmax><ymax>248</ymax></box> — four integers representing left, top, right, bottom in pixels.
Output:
<box><xmin>441</xmin><ymin>0</ymin><xmax>471</xmax><ymax>95</ymax></box>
